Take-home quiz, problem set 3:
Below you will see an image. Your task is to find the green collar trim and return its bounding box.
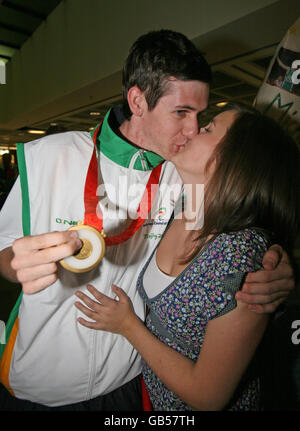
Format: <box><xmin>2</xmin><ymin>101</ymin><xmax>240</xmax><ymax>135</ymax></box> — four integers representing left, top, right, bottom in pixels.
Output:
<box><xmin>90</xmin><ymin>109</ymin><xmax>164</xmax><ymax>171</ymax></box>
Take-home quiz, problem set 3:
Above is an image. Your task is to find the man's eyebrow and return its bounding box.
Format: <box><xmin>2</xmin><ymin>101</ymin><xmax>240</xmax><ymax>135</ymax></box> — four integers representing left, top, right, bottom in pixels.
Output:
<box><xmin>174</xmin><ymin>105</ymin><xmax>197</xmax><ymax>110</ymax></box>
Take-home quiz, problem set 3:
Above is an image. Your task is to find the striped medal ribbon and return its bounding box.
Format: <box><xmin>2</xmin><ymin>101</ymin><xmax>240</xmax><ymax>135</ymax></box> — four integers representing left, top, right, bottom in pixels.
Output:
<box><xmin>60</xmin><ymin>123</ymin><xmax>162</xmax><ymax>273</ymax></box>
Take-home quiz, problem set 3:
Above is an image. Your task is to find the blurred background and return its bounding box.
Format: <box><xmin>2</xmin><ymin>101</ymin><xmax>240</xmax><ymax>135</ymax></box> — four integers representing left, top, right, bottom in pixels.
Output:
<box><xmin>0</xmin><ymin>0</ymin><xmax>299</xmax><ymax>410</ymax></box>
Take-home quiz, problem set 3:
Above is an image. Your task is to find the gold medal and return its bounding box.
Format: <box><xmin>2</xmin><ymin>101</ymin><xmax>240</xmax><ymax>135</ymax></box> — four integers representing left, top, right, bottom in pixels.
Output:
<box><xmin>60</xmin><ymin>224</ymin><xmax>106</xmax><ymax>273</ymax></box>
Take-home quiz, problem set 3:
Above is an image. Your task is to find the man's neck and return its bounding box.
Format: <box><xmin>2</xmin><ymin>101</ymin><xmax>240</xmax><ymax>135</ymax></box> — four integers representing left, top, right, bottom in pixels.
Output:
<box><xmin>119</xmin><ymin>116</ymin><xmax>149</xmax><ymax>152</ymax></box>
<box><xmin>118</xmin><ymin>119</ymin><xmax>142</xmax><ymax>150</ymax></box>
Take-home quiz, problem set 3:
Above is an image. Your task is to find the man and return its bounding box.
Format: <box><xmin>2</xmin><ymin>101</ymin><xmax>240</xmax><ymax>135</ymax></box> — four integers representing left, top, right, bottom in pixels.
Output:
<box><xmin>0</xmin><ymin>30</ymin><xmax>294</xmax><ymax>410</ymax></box>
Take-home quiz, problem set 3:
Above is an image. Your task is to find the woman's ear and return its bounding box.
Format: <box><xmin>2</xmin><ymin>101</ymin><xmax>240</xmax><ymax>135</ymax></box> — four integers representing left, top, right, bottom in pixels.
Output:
<box><xmin>126</xmin><ymin>86</ymin><xmax>147</xmax><ymax>117</ymax></box>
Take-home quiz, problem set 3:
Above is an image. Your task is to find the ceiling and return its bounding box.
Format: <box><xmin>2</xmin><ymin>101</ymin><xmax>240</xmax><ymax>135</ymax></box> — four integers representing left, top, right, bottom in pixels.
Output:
<box><xmin>32</xmin><ymin>45</ymin><xmax>276</xmax><ymax>128</ymax></box>
<box><xmin>0</xmin><ymin>43</ymin><xmax>277</xmax><ymax>148</ymax></box>
<box><xmin>0</xmin><ymin>0</ymin><xmax>278</xmax><ymax>148</ymax></box>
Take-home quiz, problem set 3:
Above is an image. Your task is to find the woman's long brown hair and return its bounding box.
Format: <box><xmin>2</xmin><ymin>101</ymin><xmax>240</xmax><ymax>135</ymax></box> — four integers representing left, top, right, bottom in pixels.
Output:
<box><xmin>183</xmin><ymin>103</ymin><xmax>300</xmax><ymax>263</ymax></box>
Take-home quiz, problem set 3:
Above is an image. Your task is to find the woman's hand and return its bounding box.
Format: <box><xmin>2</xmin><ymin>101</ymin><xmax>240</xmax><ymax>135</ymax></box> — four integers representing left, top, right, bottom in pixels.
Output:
<box><xmin>74</xmin><ymin>284</ymin><xmax>139</xmax><ymax>336</ymax></box>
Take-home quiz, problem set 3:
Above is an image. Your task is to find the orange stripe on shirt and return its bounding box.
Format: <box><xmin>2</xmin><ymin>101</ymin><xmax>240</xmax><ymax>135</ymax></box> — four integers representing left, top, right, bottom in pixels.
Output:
<box><xmin>0</xmin><ymin>317</ymin><xmax>19</xmax><ymax>396</ymax></box>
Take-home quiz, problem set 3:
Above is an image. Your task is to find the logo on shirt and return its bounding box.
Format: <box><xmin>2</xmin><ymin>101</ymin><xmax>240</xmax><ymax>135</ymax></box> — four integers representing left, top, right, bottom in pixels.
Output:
<box><xmin>144</xmin><ymin>233</ymin><xmax>162</xmax><ymax>240</ymax></box>
<box><xmin>143</xmin><ymin>206</ymin><xmax>169</xmax><ymax>229</ymax></box>
<box><xmin>154</xmin><ymin>207</ymin><xmax>167</xmax><ymax>221</ymax></box>
<box><xmin>55</xmin><ymin>218</ymin><xmax>79</xmax><ymax>226</ymax></box>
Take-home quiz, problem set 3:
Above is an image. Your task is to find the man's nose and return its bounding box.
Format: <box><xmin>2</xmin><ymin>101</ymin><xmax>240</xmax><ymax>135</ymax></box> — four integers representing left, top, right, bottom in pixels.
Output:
<box><xmin>182</xmin><ymin>117</ymin><xmax>199</xmax><ymax>138</ymax></box>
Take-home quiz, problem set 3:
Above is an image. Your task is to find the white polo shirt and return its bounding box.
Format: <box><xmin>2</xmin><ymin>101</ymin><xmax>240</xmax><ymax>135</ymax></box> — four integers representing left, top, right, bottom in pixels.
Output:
<box><xmin>0</xmin><ymin>107</ymin><xmax>182</xmax><ymax>406</ymax></box>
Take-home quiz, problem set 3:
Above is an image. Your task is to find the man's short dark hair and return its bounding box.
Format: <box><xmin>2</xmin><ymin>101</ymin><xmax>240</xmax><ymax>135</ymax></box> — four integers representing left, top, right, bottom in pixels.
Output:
<box><xmin>122</xmin><ymin>29</ymin><xmax>211</xmax><ymax>119</ymax></box>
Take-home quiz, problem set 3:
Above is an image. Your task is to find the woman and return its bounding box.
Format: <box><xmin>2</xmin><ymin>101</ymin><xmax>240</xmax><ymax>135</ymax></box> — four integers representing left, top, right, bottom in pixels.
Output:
<box><xmin>74</xmin><ymin>104</ymin><xmax>300</xmax><ymax>410</ymax></box>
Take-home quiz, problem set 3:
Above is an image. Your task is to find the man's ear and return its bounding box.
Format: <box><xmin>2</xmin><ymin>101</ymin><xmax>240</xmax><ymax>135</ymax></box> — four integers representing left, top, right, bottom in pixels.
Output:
<box><xmin>127</xmin><ymin>86</ymin><xmax>147</xmax><ymax>117</ymax></box>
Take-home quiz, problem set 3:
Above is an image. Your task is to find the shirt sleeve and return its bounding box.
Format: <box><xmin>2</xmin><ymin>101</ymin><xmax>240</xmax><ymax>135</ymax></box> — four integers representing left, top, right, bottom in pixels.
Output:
<box><xmin>206</xmin><ymin>229</ymin><xmax>269</xmax><ymax>320</ymax></box>
<box><xmin>0</xmin><ymin>176</ymin><xmax>23</xmax><ymax>252</ymax></box>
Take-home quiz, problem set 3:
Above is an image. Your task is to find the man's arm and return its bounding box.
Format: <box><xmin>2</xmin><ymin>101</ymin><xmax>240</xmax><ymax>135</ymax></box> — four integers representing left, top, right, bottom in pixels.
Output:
<box><xmin>0</xmin><ymin>177</ymin><xmax>83</xmax><ymax>294</ymax></box>
<box><xmin>236</xmin><ymin>245</ymin><xmax>294</xmax><ymax>313</ymax></box>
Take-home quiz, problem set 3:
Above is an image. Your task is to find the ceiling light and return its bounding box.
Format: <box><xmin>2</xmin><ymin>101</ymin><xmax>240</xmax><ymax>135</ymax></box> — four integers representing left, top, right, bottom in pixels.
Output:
<box><xmin>27</xmin><ymin>130</ymin><xmax>46</xmax><ymax>135</ymax></box>
<box><xmin>216</xmin><ymin>102</ymin><xmax>228</xmax><ymax>107</ymax></box>
<box><xmin>0</xmin><ymin>149</ymin><xmax>9</xmax><ymax>155</ymax></box>
<box><xmin>89</xmin><ymin>112</ymin><xmax>101</xmax><ymax>116</ymax></box>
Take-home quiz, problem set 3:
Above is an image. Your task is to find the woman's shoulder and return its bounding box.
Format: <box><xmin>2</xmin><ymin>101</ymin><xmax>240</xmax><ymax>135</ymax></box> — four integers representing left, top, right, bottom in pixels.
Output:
<box><xmin>214</xmin><ymin>228</ymin><xmax>269</xmax><ymax>251</ymax></box>
<box><xmin>200</xmin><ymin>228</ymin><xmax>270</xmax><ymax>275</ymax></box>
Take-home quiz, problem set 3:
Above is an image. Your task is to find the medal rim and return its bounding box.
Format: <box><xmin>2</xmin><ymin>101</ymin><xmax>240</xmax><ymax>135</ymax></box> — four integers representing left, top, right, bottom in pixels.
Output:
<box><xmin>60</xmin><ymin>224</ymin><xmax>106</xmax><ymax>273</ymax></box>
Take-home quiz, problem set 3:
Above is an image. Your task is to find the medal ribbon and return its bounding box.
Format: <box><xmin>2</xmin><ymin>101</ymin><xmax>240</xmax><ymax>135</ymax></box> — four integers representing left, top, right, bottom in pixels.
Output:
<box><xmin>84</xmin><ymin>123</ymin><xmax>162</xmax><ymax>246</ymax></box>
